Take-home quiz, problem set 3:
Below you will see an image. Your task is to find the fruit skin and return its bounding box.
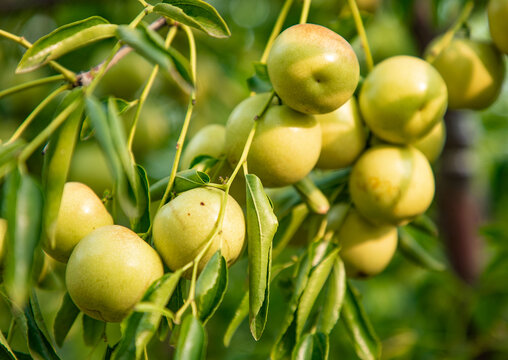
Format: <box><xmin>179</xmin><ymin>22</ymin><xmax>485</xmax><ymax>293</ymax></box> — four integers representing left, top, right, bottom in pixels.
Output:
<box><xmin>267</xmin><ymin>23</ymin><xmax>359</xmax><ymax>114</ymax></box>
<box><xmin>488</xmin><ymin>0</ymin><xmax>508</xmax><ymax>54</ymax></box>
<box><xmin>359</xmin><ymin>55</ymin><xmax>448</xmax><ymax>144</ymax></box>
<box><xmin>349</xmin><ymin>145</ymin><xmax>435</xmax><ymax>226</ymax></box>
<box><xmin>413</xmin><ymin>120</ymin><xmax>446</xmax><ymax>164</ymax></box>
<box><xmin>66</xmin><ymin>225</ymin><xmax>163</xmax><ymax>322</ymax></box>
<box><xmin>180</xmin><ymin>124</ymin><xmax>226</xmax><ymax>170</ymax></box>
<box><xmin>153</xmin><ymin>187</ymin><xmax>245</xmax><ymax>277</ymax></box>
<box><xmin>315</xmin><ymin>98</ymin><xmax>367</xmax><ymax>169</ymax></box>
<box><xmin>43</xmin><ymin>182</ymin><xmax>113</xmax><ymax>263</ymax></box>
<box><xmin>225</xmin><ymin>93</ymin><xmax>321</xmax><ymax>188</ymax></box>
<box><xmin>426</xmin><ymin>38</ymin><xmax>505</xmax><ymax>110</ymax></box>
<box><xmin>335</xmin><ymin>209</ymin><xmax>398</xmax><ymax>278</ymax></box>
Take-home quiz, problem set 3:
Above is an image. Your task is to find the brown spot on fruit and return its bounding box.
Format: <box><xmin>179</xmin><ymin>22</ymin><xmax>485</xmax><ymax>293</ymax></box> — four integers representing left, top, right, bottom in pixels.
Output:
<box><xmin>200</xmin><ymin>202</ymin><xmax>205</xmax><ymax>206</ymax></box>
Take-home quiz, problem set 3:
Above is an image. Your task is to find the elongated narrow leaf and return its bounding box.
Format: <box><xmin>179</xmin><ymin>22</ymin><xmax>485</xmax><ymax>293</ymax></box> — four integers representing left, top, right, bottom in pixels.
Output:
<box><xmin>174</xmin><ymin>314</ymin><xmax>206</xmax><ymax>360</ymax></box>
<box><xmin>82</xmin><ymin>315</ymin><xmax>105</xmax><ymax>347</ymax></box>
<box><xmin>0</xmin><ymin>140</ymin><xmax>24</xmax><ymax>170</ymax></box>
<box><xmin>0</xmin><ymin>330</ymin><xmax>16</xmax><ymax>360</ymax></box>
<box><xmin>3</xmin><ymin>170</ymin><xmax>43</xmax><ymax>307</ymax></box>
<box><xmin>293</xmin><ymin>177</ymin><xmax>330</xmax><ymax>214</ymax></box>
<box><xmin>410</xmin><ymin>214</ymin><xmax>439</xmax><ymax>237</ymax></box>
<box><xmin>316</xmin><ymin>257</ymin><xmax>346</xmax><ymax>335</ymax></box>
<box><xmin>174</xmin><ymin>169</ymin><xmax>210</xmax><ymax>193</ymax></box>
<box><xmin>196</xmin><ymin>250</ymin><xmax>228</xmax><ymax>323</ymax></box>
<box><xmin>398</xmin><ymin>227</ymin><xmax>446</xmax><ymax>271</ymax></box>
<box><xmin>17</xmin><ymin>17</ymin><xmax>116</xmax><ymax>73</ymax></box>
<box><xmin>296</xmin><ymin>249</ymin><xmax>338</xmax><ymax>340</ymax></box>
<box><xmin>42</xmin><ymin>89</ymin><xmax>84</xmax><ymax>249</ymax></box>
<box><xmin>113</xmin><ymin>270</ymin><xmax>183</xmax><ymax>360</ymax></box>
<box><xmin>153</xmin><ymin>1</ymin><xmax>230</xmax><ymax>38</ymax></box>
<box><xmin>132</xmin><ymin>165</ymin><xmax>151</xmax><ymax>234</ymax></box>
<box><xmin>245</xmin><ymin>174</ymin><xmax>278</xmax><ymax>340</ymax></box>
<box><xmin>341</xmin><ymin>282</ymin><xmax>381</xmax><ymax>360</ymax></box>
<box><xmin>292</xmin><ymin>332</ymin><xmax>329</xmax><ymax>360</ymax></box>
<box><xmin>116</xmin><ymin>25</ymin><xmax>193</xmax><ymax>93</ymax></box>
<box><xmin>54</xmin><ymin>293</ymin><xmax>80</xmax><ymax>347</ymax></box>
<box><xmin>272</xmin><ymin>203</ymin><xmax>309</xmax><ymax>260</ymax></box>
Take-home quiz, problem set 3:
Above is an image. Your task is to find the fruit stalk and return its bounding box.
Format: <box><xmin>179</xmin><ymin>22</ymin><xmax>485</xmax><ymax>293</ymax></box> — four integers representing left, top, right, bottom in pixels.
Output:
<box><xmin>260</xmin><ymin>0</ymin><xmax>295</xmax><ymax>64</ymax></box>
<box><xmin>347</xmin><ymin>0</ymin><xmax>374</xmax><ymax>72</ymax></box>
<box><xmin>299</xmin><ymin>0</ymin><xmax>312</xmax><ymax>24</ymax></box>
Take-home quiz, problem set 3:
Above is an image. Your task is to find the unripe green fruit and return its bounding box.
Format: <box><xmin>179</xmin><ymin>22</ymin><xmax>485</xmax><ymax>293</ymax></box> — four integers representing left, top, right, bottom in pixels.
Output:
<box><xmin>267</xmin><ymin>23</ymin><xmax>359</xmax><ymax>114</ymax></box>
<box><xmin>66</xmin><ymin>225</ymin><xmax>163</xmax><ymax>322</ymax></box>
<box><xmin>426</xmin><ymin>38</ymin><xmax>505</xmax><ymax>110</ymax></box>
<box><xmin>315</xmin><ymin>98</ymin><xmax>367</xmax><ymax>169</ymax></box>
<box><xmin>69</xmin><ymin>142</ymin><xmax>113</xmax><ymax>195</ymax></box>
<box><xmin>488</xmin><ymin>0</ymin><xmax>508</xmax><ymax>54</ymax></box>
<box><xmin>153</xmin><ymin>187</ymin><xmax>245</xmax><ymax>277</ymax></box>
<box><xmin>181</xmin><ymin>124</ymin><xmax>226</xmax><ymax>170</ymax></box>
<box><xmin>359</xmin><ymin>56</ymin><xmax>448</xmax><ymax>144</ymax></box>
<box><xmin>225</xmin><ymin>93</ymin><xmax>321</xmax><ymax>188</ymax></box>
<box><xmin>43</xmin><ymin>182</ymin><xmax>113</xmax><ymax>263</ymax></box>
<box><xmin>413</xmin><ymin>120</ymin><xmax>446</xmax><ymax>163</ymax></box>
<box><xmin>349</xmin><ymin>145</ymin><xmax>435</xmax><ymax>226</ymax></box>
<box><xmin>335</xmin><ymin>209</ymin><xmax>397</xmax><ymax>278</ymax></box>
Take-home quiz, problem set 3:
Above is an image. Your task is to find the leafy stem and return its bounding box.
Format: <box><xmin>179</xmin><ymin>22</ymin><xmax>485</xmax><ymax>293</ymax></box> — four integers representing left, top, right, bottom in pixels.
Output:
<box><xmin>347</xmin><ymin>0</ymin><xmax>373</xmax><ymax>73</ymax></box>
<box><xmin>0</xmin><ymin>75</ymin><xmax>65</xmax><ymax>99</ymax></box>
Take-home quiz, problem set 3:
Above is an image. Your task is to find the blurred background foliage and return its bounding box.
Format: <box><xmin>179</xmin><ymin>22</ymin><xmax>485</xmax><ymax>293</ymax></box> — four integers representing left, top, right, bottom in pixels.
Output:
<box><xmin>0</xmin><ymin>0</ymin><xmax>507</xmax><ymax>359</ymax></box>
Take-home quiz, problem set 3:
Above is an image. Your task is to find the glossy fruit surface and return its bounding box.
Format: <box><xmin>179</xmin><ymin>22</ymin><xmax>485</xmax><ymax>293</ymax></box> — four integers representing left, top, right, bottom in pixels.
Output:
<box><xmin>66</xmin><ymin>225</ymin><xmax>163</xmax><ymax>322</ymax></box>
<box><xmin>315</xmin><ymin>98</ymin><xmax>366</xmax><ymax>169</ymax></box>
<box><xmin>427</xmin><ymin>38</ymin><xmax>505</xmax><ymax>110</ymax></box>
<box><xmin>335</xmin><ymin>209</ymin><xmax>398</xmax><ymax>278</ymax></box>
<box><xmin>225</xmin><ymin>93</ymin><xmax>321</xmax><ymax>188</ymax></box>
<box><xmin>181</xmin><ymin>124</ymin><xmax>226</xmax><ymax>170</ymax></box>
<box><xmin>153</xmin><ymin>187</ymin><xmax>245</xmax><ymax>276</ymax></box>
<box><xmin>488</xmin><ymin>0</ymin><xmax>508</xmax><ymax>54</ymax></box>
<box><xmin>359</xmin><ymin>55</ymin><xmax>448</xmax><ymax>144</ymax></box>
<box><xmin>413</xmin><ymin>120</ymin><xmax>446</xmax><ymax>163</ymax></box>
<box><xmin>267</xmin><ymin>23</ymin><xmax>359</xmax><ymax>114</ymax></box>
<box><xmin>43</xmin><ymin>182</ymin><xmax>113</xmax><ymax>263</ymax></box>
<box><xmin>349</xmin><ymin>145</ymin><xmax>435</xmax><ymax>226</ymax></box>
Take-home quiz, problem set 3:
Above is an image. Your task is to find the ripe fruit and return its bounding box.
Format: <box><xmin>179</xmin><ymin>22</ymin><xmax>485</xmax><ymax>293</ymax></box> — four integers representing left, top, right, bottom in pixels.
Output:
<box><xmin>153</xmin><ymin>187</ymin><xmax>245</xmax><ymax>276</ymax></box>
<box><xmin>66</xmin><ymin>225</ymin><xmax>163</xmax><ymax>322</ymax></box>
<box><xmin>413</xmin><ymin>120</ymin><xmax>446</xmax><ymax>163</ymax></box>
<box><xmin>225</xmin><ymin>93</ymin><xmax>321</xmax><ymax>188</ymax></box>
<box><xmin>426</xmin><ymin>37</ymin><xmax>505</xmax><ymax>110</ymax></box>
<box><xmin>267</xmin><ymin>23</ymin><xmax>359</xmax><ymax>114</ymax></box>
<box><xmin>349</xmin><ymin>145</ymin><xmax>435</xmax><ymax>226</ymax></box>
<box><xmin>335</xmin><ymin>209</ymin><xmax>398</xmax><ymax>278</ymax></box>
<box><xmin>181</xmin><ymin>124</ymin><xmax>226</xmax><ymax>170</ymax></box>
<box><xmin>43</xmin><ymin>182</ymin><xmax>113</xmax><ymax>263</ymax></box>
<box><xmin>488</xmin><ymin>0</ymin><xmax>508</xmax><ymax>54</ymax></box>
<box><xmin>315</xmin><ymin>98</ymin><xmax>367</xmax><ymax>169</ymax></box>
<box><xmin>359</xmin><ymin>56</ymin><xmax>448</xmax><ymax>144</ymax></box>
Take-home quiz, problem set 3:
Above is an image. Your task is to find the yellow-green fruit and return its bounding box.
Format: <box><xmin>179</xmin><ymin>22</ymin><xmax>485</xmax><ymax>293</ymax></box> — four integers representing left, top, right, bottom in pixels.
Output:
<box><xmin>267</xmin><ymin>23</ymin><xmax>359</xmax><ymax>114</ymax></box>
<box><xmin>315</xmin><ymin>98</ymin><xmax>367</xmax><ymax>169</ymax></box>
<box><xmin>335</xmin><ymin>209</ymin><xmax>398</xmax><ymax>278</ymax></box>
<box><xmin>181</xmin><ymin>124</ymin><xmax>226</xmax><ymax>170</ymax></box>
<box><xmin>359</xmin><ymin>56</ymin><xmax>448</xmax><ymax>144</ymax></box>
<box><xmin>426</xmin><ymin>38</ymin><xmax>505</xmax><ymax>110</ymax></box>
<box><xmin>349</xmin><ymin>145</ymin><xmax>435</xmax><ymax>226</ymax></box>
<box><xmin>413</xmin><ymin>120</ymin><xmax>446</xmax><ymax>163</ymax></box>
<box><xmin>0</xmin><ymin>219</ymin><xmax>6</xmax><ymax>268</ymax></box>
<box><xmin>153</xmin><ymin>187</ymin><xmax>245</xmax><ymax>277</ymax></box>
<box><xmin>225</xmin><ymin>93</ymin><xmax>321</xmax><ymax>188</ymax></box>
<box><xmin>66</xmin><ymin>225</ymin><xmax>164</xmax><ymax>322</ymax></box>
<box><xmin>43</xmin><ymin>182</ymin><xmax>113</xmax><ymax>263</ymax></box>
<box><xmin>488</xmin><ymin>0</ymin><xmax>508</xmax><ymax>54</ymax></box>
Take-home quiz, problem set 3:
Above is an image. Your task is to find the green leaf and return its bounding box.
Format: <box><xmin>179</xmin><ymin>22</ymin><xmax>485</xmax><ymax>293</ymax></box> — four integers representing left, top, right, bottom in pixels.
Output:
<box><xmin>174</xmin><ymin>169</ymin><xmax>211</xmax><ymax>193</ymax></box>
<box><xmin>316</xmin><ymin>257</ymin><xmax>346</xmax><ymax>335</ymax></box>
<box><xmin>53</xmin><ymin>293</ymin><xmax>80</xmax><ymax>347</ymax></box>
<box><xmin>196</xmin><ymin>250</ymin><xmax>228</xmax><ymax>323</ymax></box>
<box><xmin>247</xmin><ymin>74</ymin><xmax>272</xmax><ymax>94</ymax></box>
<box><xmin>17</xmin><ymin>16</ymin><xmax>117</xmax><ymax>73</ymax></box>
<box><xmin>2</xmin><ymin>170</ymin><xmax>43</xmax><ymax>307</ymax></box>
<box><xmin>292</xmin><ymin>332</ymin><xmax>329</xmax><ymax>360</ymax></box>
<box><xmin>131</xmin><ymin>165</ymin><xmax>151</xmax><ymax>234</ymax></box>
<box><xmin>0</xmin><ymin>140</ymin><xmax>25</xmax><ymax>177</ymax></box>
<box><xmin>116</xmin><ymin>24</ymin><xmax>193</xmax><ymax>93</ymax></box>
<box><xmin>174</xmin><ymin>314</ymin><xmax>206</xmax><ymax>360</ymax></box>
<box><xmin>296</xmin><ymin>249</ymin><xmax>338</xmax><ymax>341</ymax></box>
<box><xmin>188</xmin><ymin>155</ymin><xmax>219</xmax><ymax>171</ymax></box>
<box><xmin>153</xmin><ymin>1</ymin><xmax>230</xmax><ymax>38</ymax></box>
<box><xmin>0</xmin><ymin>329</ymin><xmax>17</xmax><ymax>360</ymax></box>
<box><xmin>398</xmin><ymin>226</ymin><xmax>446</xmax><ymax>272</ymax></box>
<box><xmin>113</xmin><ymin>270</ymin><xmax>183</xmax><ymax>360</ymax></box>
<box><xmin>272</xmin><ymin>203</ymin><xmax>309</xmax><ymax>260</ymax></box>
<box><xmin>42</xmin><ymin>89</ymin><xmax>84</xmax><ymax>250</ymax></box>
<box><xmin>245</xmin><ymin>174</ymin><xmax>278</xmax><ymax>340</ymax></box>
<box><xmin>293</xmin><ymin>176</ymin><xmax>330</xmax><ymax>214</ymax></box>
<box><xmin>341</xmin><ymin>282</ymin><xmax>381</xmax><ymax>360</ymax></box>
<box><xmin>410</xmin><ymin>213</ymin><xmax>439</xmax><ymax>237</ymax></box>
<box><xmin>82</xmin><ymin>315</ymin><xmax>105</xmax><ymax>347</ymax></box>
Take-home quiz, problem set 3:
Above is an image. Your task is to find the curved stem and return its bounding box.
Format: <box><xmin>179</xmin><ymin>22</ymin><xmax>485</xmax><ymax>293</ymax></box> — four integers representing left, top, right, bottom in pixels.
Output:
<box><xmin>347</xmin><ymin>0</ymin><xmax>373</xmax><ymax>73</ymax></box>
<box><xmin>182</xmin><ymin>25</ymin><xmax>197</xmax><ymax>86</ymax></box>
<box><xmin>425</xmin><ymin>0</ymin><xmax>474</xmax><ymax>63</ymax></box>
<box><xmin>299</xmin><ymin>0</ymin><xmax>312</xmax><ymax>24</ymax></box>
<box><xmin>0</xmin><ymin>75</ymin><xmax>65</xmax><ymax>99</ymax></box>
<box><xmin>260</xmin><ymin>0</ymin><xmax>294</xmax><ymax>64</ymax></box>
<box><xmin>6</xmin><ymin>84</ymin><xmax>69</xmax><ymax>145</ymax></box>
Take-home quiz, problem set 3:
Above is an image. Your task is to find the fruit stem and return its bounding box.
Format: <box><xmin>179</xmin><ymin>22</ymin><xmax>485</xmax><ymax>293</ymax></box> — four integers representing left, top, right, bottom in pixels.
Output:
<box><xmin>0</xmin><ymin>75</ymin><xmax>65</xmax><ymax>100</ymax></box>
<box><xmin>299</xmin><ymin>0</ymin><xmax>312</xmax><ymax>24</ymax></box>
<box><xmin>5</xmin><ymin>84</ymin><xmax>69</xmax><ymax>145</ymax></box>
<box><xmin>425</xmin><ymin>0</ymin><xmax>474</xmax><ymax>64</ymax></box>
<box><xmin>260</xmin><ymin>0</ymin><xmax>294</xmax><ymax>64</ymax></box>
<box><xmin>347</xmin><ymin>0</ymin><xmax>374</xmax><ymax>73</ymax></box>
